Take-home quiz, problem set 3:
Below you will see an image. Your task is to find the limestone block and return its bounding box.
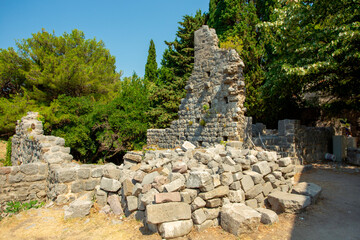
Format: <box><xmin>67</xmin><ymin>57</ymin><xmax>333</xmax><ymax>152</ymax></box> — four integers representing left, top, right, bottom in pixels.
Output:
<box><xmin>182</xmin><ymin>141</ymin><xmax>196</xmax><ymax>152</ymax></box>
<box><xmin>127</xmin><ymin>196</ymin><xmax>138</xmax><ymax>212</ymax></box>
<box><xmin>9</xmin><ymin>173</ymin><xmax>25</xmax><ymax>183</ymax></box>
<box><xmin>158</xmin><ymin>219</ymin><xmax>193</xmax><ymax>239</ymax></box>
<box><xmin>221</xmin><ymin>203</ymin><xmax>261</xmax><ymax>236</ymax></box>
<box><xmin>164</xmin><ymin>178</ymin><xmax>185</xmax><ymax>192</ymax></box>
<box><xmin>233</xmin><ymin>172</ymin><xmax>243</xmax><ymax>181</ymax></box>
<box><xmin>195</xmin><ymin>219</ymin><xmax>214</xmax><ymax>231</ymax></box>
<box><xmin>255</xmin><ymin>208</ymin><xmax>279</xmax><ymax>224</ymax></box>
<box><xmin>186</xmin><ymin>171</ymin><xmax>214</xmax><ymax>191</ymax></box>
<box><xmin>155</xmin><ymin>192</ymin><xmax>181</xmax><ymax>203</ymax></box>
<box><xmin>142</xmin><ymin>171</ymin><xmax>160</xmax><ymax>186</ymax></box>
<box><xmin>292</xmin><ymin>182</ymin><xmax>322</xmax><ymax>203</ymax></box>
<box><xmin>107</xmin><ymin>194</ymin><xmax>123</xmax><ymax>215</ymax></box>
<box><xmin>279</xmin><ymin>165</ymin><xmax>295</xmax><ymax>174</ymax></box>
<box><xmin>77</xmin><ymin>168</ymin><xmax>90</xmax><ymax>179</ymax></box>
<box><xmin>19</xmin><ymin>163</ymin><xmax>38</xmax><ymax>175</ymax></box>
<box><xmin>192</xmin><ymin>208</ymin><xmax>207</xmax><ymax>224</ymax></box>
<box><xmin>91</xmin><ymin>168</ymin><xmax>103</xmax><ymax>178</ymax></box>
<box><xmin>55</xmin><ymin>169</ymin><xmax>76</xmax><ymax>183</ymax></box>
<box><xmin>240</xmin><ymin>175</ymin><xmax>254</xmax><ymax>192</ymax></box>
<box><xmin>243</xmin><ymin>171</ymin><xmax>263</xmax><ymax>184</ymax></box>
<box><xmin>198</xmin><ymin>186</ymin><xmax>229</xmax><ymax>200</ymax></box>
<box><xmin>203</xmin><ymin>207</ymin><xmax>220</xmax><ymax>220</ymax></box>
<box><xmin>84</xmin><ymin>179</ymin><xmax>98</xmax><ymax>191</ymax></box>
<box><xmin>71</xmin><ymin>181</ymin><xmax>84</xmax><ymax>193</ymax></box>
<box><xmin>123</xmin><ymin>152</ymin><xmax>142</xmax><ymax>163</ymax></box>
<box><xmin>245</xmin><ymin>184</ymin><xmax>263</xmax><ymax>200</ymax></box>
<box><xmin>133</xmin><ymin>170</ymin><xmax>146</xmax><ymax>183</ymax></box>
<box><xmin>100</xmin><ymin>177</ymin><xmax>121</xmax><ymax>192</ymax></box>
<box><xmin>182</xmin><ymin>188</ymin><xmax>198</xmax><ymax>202</ymax></box>
<box><xmin>229</xmin><ymin>190</ymin><xmax>245</xmax><ymax>203</ymax></box>
<box><xmin>132</xmin><ymin>183</ymin><xmax>142</xmax><ymax>196</ymax></box>
<box><xmin>138</xmin><ymin>188</ymin><xmax>158</xmax><ymax>210</ymax></box>
<box><xmin>64</xmin><ymin>199</ymin><xmax>93</xmax><ymax>219</ymax></box>
<box><xmin>245</xmin><ymin>199</ymin><xmax>258</xmax><ymax>208</ymax></box>
<box><xmin>102</xmin><ymin>164</ymin><xmax>121</xmax><ymax>179</ymax></box>
<box><xmin>146</xmin><ymin>202</ymin><xmax>191</xmax><ymax>224</ymax></box>
<box><xmin>191</xmin><ymin>197</ymin><xmax>206</xmax><ymax>211</ymax></box>
<box><xmin>206</xmin><ymin>198</ymin><xmax>222</xmax><ymax>208</ymax></box>
<box><xmin>267</xmin><ymin>191</ymin><xmax>311</xmax><ymax>213</ymax></box>
<box><xmin>278</xmin><ymin>157</ymin><xmax>292</xmax><ymax>167</ymax></box>
<box><xmin>122</xmin><ymin>179</ymin><xmax>134</xmax><ymax>196</ymax></box>
<box><xmin>252</xmin><ymin>161</ymin><xmax>271</xmax><ymax>176</ymax></box>
<box><xmin>172</xmin><ymin>161</ymin><xmax>187</xmax><ymax>173</ymax></box>
<box><xmin>262</xmin><ymin>182</ymin><xmax>273</xmax><ymax>196</ymax></box>
<box><xmin>230</xmin><ymin>181</ymin><xmax>242</xmax><ymax>190</ymax></box>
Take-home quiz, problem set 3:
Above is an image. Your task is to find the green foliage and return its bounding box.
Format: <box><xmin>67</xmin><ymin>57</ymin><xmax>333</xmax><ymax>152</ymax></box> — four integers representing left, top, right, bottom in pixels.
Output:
<box><xmin>17</xmin><ymin>29</ymin><xmax>121</xmax><ymax>102</ymax></box>
<box><xmin>188</xmin><ymin>120</ymin><xmax>193</xmax><ymax>126</ymax></box>
<box><xmin>89</xmin><ymin>73</ymin><xmax>149</xmax><ymax>163</ymax></box>
<box><xmin>148</xmin><ymin>10</ymin><xmax>207</xmax><ymax>128</ymax></box>
<box><xmin>144</xmin><ymin>39</ymin><xmax>158</xmax><ymax>83</ymax></box>
<box><xmin>0</xmin><ymin>93</ymin><xmax>39</xmax><ymax>137</ymax></box>
<box><xmin>200</xmin><ymin>119</ymin><xmax>206</xmax><ymax>127</ymax></box>
<box><xmin>5</xmin><ymin>137</ymin><xmax>12</xmax><ymax>166</ymax></box>
<box><xmin>0</xmin><ymin>48</ymin><xmax>29</xmax><ymax>98</ymax></box>
<box><xmin>4</xmin><ymin>200</ymin><xmax>44</xmax><ymax>215</ymax></box>
<box><xmin>260</xmin><ymin>0</ymin><xmax>360</xmax><ymax>122</ymax></box>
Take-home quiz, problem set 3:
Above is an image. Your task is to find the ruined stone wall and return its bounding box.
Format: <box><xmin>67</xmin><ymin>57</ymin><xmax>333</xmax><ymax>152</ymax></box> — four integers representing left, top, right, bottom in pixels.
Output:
<box><xmin>0</xmin><ymin>163</ymin><xmax>48</xmax><ymax>204</ymax></box>
<box><xmin>147</xmin><ymin>25</ymin><xmax>247</xmax><ymax>148</ymax></box>
<box><xmin>253</xmin><ymin>119</ymin><xmax>334</xmax><ymax>164</ymax></box>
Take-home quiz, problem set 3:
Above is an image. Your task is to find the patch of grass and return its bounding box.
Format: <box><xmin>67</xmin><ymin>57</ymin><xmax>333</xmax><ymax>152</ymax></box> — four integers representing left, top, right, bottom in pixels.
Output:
<box><xmin>3</xmin><ymin>200</ymin><xmax>45</xmax><ymax>216</ymax></box>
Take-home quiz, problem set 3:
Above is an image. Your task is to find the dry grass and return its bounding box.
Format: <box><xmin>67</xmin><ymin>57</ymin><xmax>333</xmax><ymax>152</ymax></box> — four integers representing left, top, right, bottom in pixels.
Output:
<box><xmin>0</xmin><ymin>205</ymin><xmax>298</xmax><ymax>240</ymax></box>
<box><xmin>0</xmin><ymin>140</ymin><xmax>7</xmax><ymax>166</ymax></box>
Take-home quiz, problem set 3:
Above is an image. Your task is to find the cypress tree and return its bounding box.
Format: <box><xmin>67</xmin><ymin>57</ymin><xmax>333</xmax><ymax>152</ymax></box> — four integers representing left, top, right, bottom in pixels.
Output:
<box><xmin>144</xmin><ymin>39</ymin><xmax>158</xmax><ymax>83</ymax></box>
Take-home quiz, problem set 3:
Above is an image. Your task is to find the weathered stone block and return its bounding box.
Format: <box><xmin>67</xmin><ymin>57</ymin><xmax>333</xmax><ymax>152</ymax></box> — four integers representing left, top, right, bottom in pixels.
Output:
<box><xmin>146</xmin><ymin>202</ymin><xmax>191</xmax><ymax>224</ymax></box>
<box><xmin>267</xmin><ymin>191</ymin><xmax>311</xmax><ymax>213</ymax></box>
<box><xmin>20</xmin><ymin>163</ymin><xmax>38</xmax><ymax>175</ymax></box>
<box><xmin>245</xmin><ymin>184</ymin><xmax>263</xmax><ymax>199</ymax></box>
<box><xmin>127</xmin><ymin>196</ymin><xmax>138</xmax><ymax>212</ymax></box>
<box><xmin>292</xmin><ymin>182</ymin><xmax>322</xmax><ymax>203</ymax></box>
<box><xmin>192</xmin><ymin>208</ymin><xmax>207</xmax><ymax>224</ymax></box>
<box><xmin>240</xmin><ymin>175</ymin><xmax>254</xmax><ymax>192</ymax></box>
<box><xmin>107</xmin><ymin>194</ymin><xmax>123</xmax><ymax>215</ymax></box>
<box><xmin>252</xmin><ymin>161</ymin><xmax>271</xmax><ymax>176</ymax></box>
<box><xmin>100</xmin><ymin>177</ymin><xmax>121</xmax><ymax>192</ymax></box>
<box><xmin>155</xmin><ymin>192</ymin><xmax>181</xmax><ymax>203</ymax></box>
<box><xmin>221</xmin><ymin>203</ymin><xmax>261</xmax><ymax>236</ymax></box>
<box><xmin>255</xmin><ymin>208</ymin><xmax>278</xmax><ymax>224</ymax></box>
<box><xmin>158</xmin><ymin>219</ymin><xmax>193</xmax><ymax>238</ymax></box>
<box><xmin>187</xmin><ymin>171</ymin><xmax>214</xmax><ymax>191</ymax></box>
<box><xmin>198</xmin><ymin>186</ymin><xmax>229</xmax><ymax>200</ymax></box>
<box><xmin>229</xmin><ymin>189</ymin><xmax>245</xmax><ymax>203</ymax></box>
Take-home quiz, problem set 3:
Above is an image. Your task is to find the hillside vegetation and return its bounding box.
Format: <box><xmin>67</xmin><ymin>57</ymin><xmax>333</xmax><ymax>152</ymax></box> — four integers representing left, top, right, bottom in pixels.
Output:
<box><xmin>0</xmin><ymin>0</ymin><xmax>358</xmax><ymax>163</ymax></box>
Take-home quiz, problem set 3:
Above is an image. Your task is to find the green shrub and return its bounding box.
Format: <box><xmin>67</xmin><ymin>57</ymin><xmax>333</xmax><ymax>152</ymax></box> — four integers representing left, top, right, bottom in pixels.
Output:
<box><xmin>4</xmin><ymin>200</ymin><xmax>44</xmax><ymax>215</ymax></box>
<box><xmin>200</xmin><ymin>119</ymin><xmax>206</xmax><ymax>127</ymax></box>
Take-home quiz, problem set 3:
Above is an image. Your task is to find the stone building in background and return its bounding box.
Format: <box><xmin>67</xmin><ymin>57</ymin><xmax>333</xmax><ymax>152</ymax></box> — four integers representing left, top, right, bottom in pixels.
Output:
<box><xmin>147</xmin><ymin>25</ymin><xmax>250</xmax><ymax>149</ymax></box>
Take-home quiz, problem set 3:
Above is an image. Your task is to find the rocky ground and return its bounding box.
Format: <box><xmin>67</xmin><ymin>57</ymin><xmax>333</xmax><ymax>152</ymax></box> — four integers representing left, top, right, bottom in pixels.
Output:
<box><xmin>0</xmin><ymin>164</ymin><xmax>359</xmax><ymax>240</ymax></box>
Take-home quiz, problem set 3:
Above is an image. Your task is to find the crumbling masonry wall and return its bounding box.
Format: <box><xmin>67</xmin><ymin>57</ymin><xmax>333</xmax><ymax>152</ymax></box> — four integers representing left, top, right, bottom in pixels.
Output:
<box><xmin>147</xmin><ymin>25</ymin><xmax>247</xmax><ymax>148</ymax></box>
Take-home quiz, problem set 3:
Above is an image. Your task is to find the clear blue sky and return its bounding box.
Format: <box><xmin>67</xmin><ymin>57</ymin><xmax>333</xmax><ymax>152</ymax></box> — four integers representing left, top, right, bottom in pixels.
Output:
<box><xmin>0</xmin><ymin>0</ymin><xmax>209</xmax><ymax>77</ymax></box>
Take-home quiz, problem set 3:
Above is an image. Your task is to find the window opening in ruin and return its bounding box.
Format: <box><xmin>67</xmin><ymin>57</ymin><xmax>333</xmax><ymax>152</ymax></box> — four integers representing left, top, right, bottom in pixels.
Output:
<box><xmin>198</xmin><ymin>141</ymin><xmax>203</xmax><ymax>146</ymax></box>
<box><xmin>224</xmin><ymin>97</ymin><xmax>229</xmax><ymax>104</ymax></box>
<box><xmin>202</xmin><ymin>40</ymin><xmax>205</xmax><ymax>43</ymax></box>
<box><xmin>206</xmin><ymin>71</ymin><xmax>210</xmax><ymax>77</ymax></box>
<box><xmin>196</xmin><ymin>118</ymin><xmax>200</xmax><ymax>123</ymax></box>
<box><xmin>223</xmin><ymin>136</ymin><xmax>228</xmax><ymax>142</ymax></box>
<box><xmin>208</xmin><ymin>102</ymin><xmax>211</xmax><ymax>109</ymax></box>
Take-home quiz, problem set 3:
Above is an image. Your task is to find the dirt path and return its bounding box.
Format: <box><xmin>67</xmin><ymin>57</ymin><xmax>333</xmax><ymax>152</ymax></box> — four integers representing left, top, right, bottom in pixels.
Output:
<box><xmin>0</xmin><ymin>165</ymin><xmax>359</xmax><ymax>240</ymax></box>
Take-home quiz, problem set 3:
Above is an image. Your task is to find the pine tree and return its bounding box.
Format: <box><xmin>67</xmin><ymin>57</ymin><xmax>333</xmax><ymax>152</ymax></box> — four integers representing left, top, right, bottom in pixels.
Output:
<box><xmin>144</xmin><ymin>39</ymin><xmax>158</xmax><ymax>83</ymax></box>
<box><xmin>148</xmin><ymin>10</ymin><xmax>206</xmax><ymax>128</ymax></box>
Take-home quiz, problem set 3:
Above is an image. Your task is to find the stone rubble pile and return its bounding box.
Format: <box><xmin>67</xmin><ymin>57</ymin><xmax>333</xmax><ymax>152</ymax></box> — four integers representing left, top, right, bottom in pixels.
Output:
<box><xmin>91</xmin><ymin>141</ymin><xmax>319</xmax><ymax>238</ymax></box>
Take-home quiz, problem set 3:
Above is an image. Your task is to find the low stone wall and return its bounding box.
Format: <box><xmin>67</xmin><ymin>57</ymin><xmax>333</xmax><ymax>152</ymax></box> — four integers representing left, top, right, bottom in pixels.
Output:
<box><xmin>253</xmin><ymin>119</ymin><xmax>334</xmax><ymax>164</ymax></box>
<box><xmin>0</xmin><ymin>163</ymin><xmax>48</xmax><ymax>204</ymax></box>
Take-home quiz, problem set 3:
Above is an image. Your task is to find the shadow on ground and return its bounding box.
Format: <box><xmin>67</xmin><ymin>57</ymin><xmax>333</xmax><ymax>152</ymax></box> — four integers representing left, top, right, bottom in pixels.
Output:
<box><xmin>289</xmin><ymin>164</ymin><xmax>360</xmax><ymax>240</ymax></box>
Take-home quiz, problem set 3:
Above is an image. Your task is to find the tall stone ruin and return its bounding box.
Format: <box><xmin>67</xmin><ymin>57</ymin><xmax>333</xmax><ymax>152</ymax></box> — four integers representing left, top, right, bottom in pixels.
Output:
<box><xmin>147</xmin><ymin>25</ymin><xmax>249</xmax><ymax>148</ymax></box>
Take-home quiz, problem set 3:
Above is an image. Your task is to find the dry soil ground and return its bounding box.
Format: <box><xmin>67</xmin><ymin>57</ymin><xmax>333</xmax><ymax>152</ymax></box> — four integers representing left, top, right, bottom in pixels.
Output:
<box><xmin>0</xmin><ymin>140</ymin><xmax>6</xmax><ymax>164</ymax></box>
<box><xmin>0</xmin><ymin>144</ymin><xmax>359</xmax><ymax>240</ymax></box>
